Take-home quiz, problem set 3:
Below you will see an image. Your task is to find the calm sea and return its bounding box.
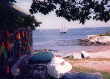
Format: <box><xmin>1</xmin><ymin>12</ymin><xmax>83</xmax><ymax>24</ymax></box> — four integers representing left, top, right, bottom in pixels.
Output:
<box><xmin>32</xmin><ymin>27</ymin><xmax>110</xmax><ymax>55</ymax></box>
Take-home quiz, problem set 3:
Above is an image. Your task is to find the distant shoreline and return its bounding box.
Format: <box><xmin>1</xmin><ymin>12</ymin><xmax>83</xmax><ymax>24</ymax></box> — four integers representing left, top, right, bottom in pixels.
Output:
<box><xmin>33</xmin><ymin>26</ymin><xmax>110</xmax><ymax>57</ymax></box>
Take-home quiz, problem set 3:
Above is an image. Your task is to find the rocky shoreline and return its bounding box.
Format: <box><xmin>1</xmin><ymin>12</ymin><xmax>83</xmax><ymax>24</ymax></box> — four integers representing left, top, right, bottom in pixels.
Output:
<box><xmin>79</xmin><ymin>35</ymin><xmax>110</xmax><ymax>46</ymax></box>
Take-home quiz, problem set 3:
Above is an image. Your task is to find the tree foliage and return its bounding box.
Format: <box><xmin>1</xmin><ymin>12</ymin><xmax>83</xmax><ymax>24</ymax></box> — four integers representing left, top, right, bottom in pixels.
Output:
<box><xmin>0</xmin><ymin>0</ymin><xmax>41</xmax><ymax>30</ymax></box>
<box><xmin>1</xmin><ymin>0</ymin><xmax>110</xmax><ymax>30</ymax></box>
<box><xmin>30</xmin><ymin>0</ymin><xmax>110</xmax><ymax>24</ymax></box>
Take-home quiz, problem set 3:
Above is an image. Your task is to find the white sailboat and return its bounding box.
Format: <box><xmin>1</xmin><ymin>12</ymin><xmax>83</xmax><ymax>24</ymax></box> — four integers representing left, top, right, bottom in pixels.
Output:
<box><xmin>60</xmin><ymin>25</ymin><xmax>67</xmax><ymax>34</ymax></box>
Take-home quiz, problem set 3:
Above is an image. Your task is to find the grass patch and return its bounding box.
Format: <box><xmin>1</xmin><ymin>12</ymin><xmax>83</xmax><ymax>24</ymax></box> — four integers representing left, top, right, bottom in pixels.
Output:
<box><xmin>101</xmin><ymin>72</ymin><xmax>110</xmax><ymax>79</ymax></box>
<box><xmin>72</xmin><ymin>66</ymin><xmax>110</xmax><ymax>79</ymax></box>
<box><xmin>65</xmin><ymin>58</ymin><xmax>110</xmax><ymax>79</ymax></box>
<box><xmin>48</xmin><ymin>66</ymin><xmax>110</xmax><ymax>79</ymax></box>
<box><xmin>72</xmin><ymin>66</ymin><xmax>97</xmax><ymax>73</ymax></box>
<box><xmin>97</xmin><ymin>33</ymin><xmax>110</xmax><ymax>36</ymax></box>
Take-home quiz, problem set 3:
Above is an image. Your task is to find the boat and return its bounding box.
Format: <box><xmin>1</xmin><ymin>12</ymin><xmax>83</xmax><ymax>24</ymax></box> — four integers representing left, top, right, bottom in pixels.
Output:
<box><xmin>60</xmin><ymin>25</ymin><xmax>67</xmax><ymax>34</ymax></box>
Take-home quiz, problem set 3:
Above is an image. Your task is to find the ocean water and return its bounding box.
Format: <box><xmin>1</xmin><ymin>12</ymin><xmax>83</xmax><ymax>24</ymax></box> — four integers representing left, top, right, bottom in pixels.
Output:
<box><xmin>32</xmin><ymin>27</ymin><xmax>110</xmax><ymax>55</ymax></box>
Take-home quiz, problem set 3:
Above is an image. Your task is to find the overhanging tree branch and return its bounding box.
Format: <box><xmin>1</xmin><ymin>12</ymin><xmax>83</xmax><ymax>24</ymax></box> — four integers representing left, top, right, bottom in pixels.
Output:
<box><xmin>30</xmin><ymin>0</ymin><xmax>110</xmax><ymax>24</ymax></box>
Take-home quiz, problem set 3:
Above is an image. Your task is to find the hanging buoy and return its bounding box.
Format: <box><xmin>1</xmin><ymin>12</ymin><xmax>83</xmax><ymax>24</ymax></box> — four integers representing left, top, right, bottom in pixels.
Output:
<box><xmin>16</xmin><ymin>32</ymin><xmax>21</xmax><ymax>40</ymax></box>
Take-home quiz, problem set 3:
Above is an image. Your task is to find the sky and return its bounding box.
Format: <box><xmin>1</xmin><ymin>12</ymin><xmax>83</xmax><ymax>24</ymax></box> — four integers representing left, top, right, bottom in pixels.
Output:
<box><xmin>15</xmin><ymin>0</ymin><xmax>110</xmax><ymax>29</ymax></box>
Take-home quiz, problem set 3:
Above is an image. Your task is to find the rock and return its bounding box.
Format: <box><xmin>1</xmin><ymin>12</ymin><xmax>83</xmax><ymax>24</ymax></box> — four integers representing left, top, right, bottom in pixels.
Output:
<box><xmin>73</xmin><ymin>53</ymin><xmax>82</xmax><ymax>59</ymax></box>
<box><xmin>88</xmin><ymin>35</ymin><xmax>99</xmax><ymax>43</ymax></box>
<box><xmin>79</xmin><ymin>35</ymin><xmax>110</xmax><ymax>46</ymax></box>
<box><xmin>61</xmin><ymin>72</ymin><xmax>103</xmax><ymax>79</ymax></box>
<box><xmin>81</xmin><ymin>51</ymin><xmax>90</xmax><ymax>58</ymax></box>
<box><xmin>97</xmin><ymin>36</ymin><xmax>110</xmax><ymax>43</ymax></box>
<box><xmin>72</xmin><ymin>51</ymin><xmax>90</xmax><ymax>59</ymax></box>
<box><xmin>47</xmin><ymin>56</ymin><xmax>72</xmax><ymax>78</ymax></box>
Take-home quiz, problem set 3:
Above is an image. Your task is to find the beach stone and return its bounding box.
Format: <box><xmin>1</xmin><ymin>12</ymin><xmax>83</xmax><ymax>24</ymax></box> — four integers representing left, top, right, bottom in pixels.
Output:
<box><xmin>79</xmin><ymin>35</ymin><xmax>110</xmax><ymax>46</ymax></box>
<box><xmin>61</xmin><ymin>72</ymin><xmax>103</xmax><ymax>79</ymax></box>
<box><xmin>81</xmin><ymin>51</ymin><xmax>90</xmax><ymax>58</ymax></box>
<box><xmin>73</xmin><ymin>53</ymin><xmax>82</xmax><ymax>59</ymax></box>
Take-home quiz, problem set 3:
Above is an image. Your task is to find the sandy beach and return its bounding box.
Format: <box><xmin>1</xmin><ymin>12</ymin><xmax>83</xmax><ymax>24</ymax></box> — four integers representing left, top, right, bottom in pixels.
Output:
<box><xmin>69</xmin><ymin>59</ymin><xmax>110</xmax><ymax>73</ymax></box>
<box><xmin>66</xmin><ymin>46</ymin><xmax>110</xmax><ymax>73</ymax></box>
<box><xmin>86</xmin><ymin>46</ymin><xmax>110</xmax><ymax>58</ymax></box>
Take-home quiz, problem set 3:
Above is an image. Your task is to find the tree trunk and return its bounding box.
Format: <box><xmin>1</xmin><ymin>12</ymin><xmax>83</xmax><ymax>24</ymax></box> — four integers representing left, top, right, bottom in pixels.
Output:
<box><xmin>0</xmin><ymin>28</ymin><xmax>32</xmax><ymax>76</ymax></box>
